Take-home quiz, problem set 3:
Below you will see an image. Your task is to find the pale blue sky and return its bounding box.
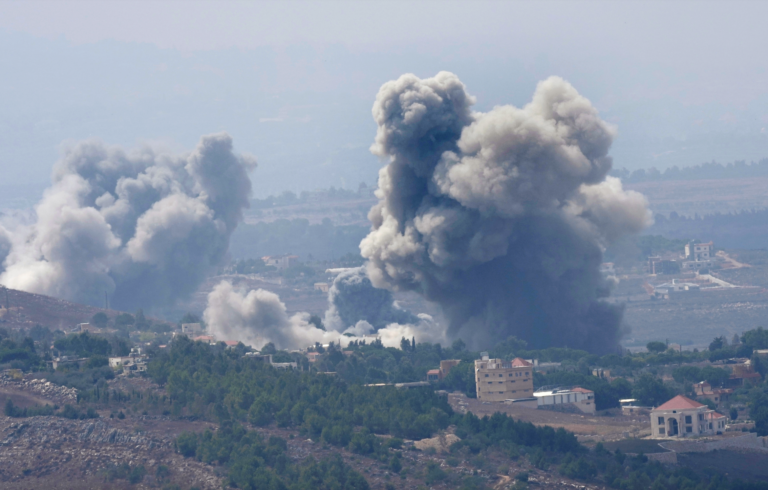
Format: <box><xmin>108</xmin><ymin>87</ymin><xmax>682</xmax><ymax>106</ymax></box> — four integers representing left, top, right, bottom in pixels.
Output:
<box><xmin>1</xmin><ymin>0</ymin><xmax>767</xmax><ymax>198</ymax></box>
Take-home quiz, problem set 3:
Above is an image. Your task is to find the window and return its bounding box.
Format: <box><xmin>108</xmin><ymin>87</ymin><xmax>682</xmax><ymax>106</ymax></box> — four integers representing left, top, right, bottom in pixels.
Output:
<box><xmin>658</xmin><ymin>417</ymin><xmax>664</xmax><ymax>425</ymax></box>
<box><xmin>511</xmin><ymin>380</ymin><xmax>515</xmax><ymax>383</ymax></box>
<box><xmin>685</xmin><ymin>415</ymin><xmax>692</xmax><ymax>424</ymax></box>
<box><xmin>499</xmin><ymin>374</ymin><xmax>503</xmax><ymax>377</ymax></box>
<box><xmin>499</xmin><ymin>391</ymin><xmax>504</xmax><ymax>394</ymax></box>
<box><xmin>488</xmin><ymin>382</ymin><xmax>492</xmax><ymax>384</ymax></box>
<box><xmin>485</xmin><ymin>374</ymin><xmax>489</xmax><ymax>377</ymax></box>
<box><xmin>686</xmin><ymin>426</ymin><xmax>693</xmax><ymax>433</ymax></box>
<box><xmin>659</xmin><ymin>428</ymin><xmax>665</xmax><ymax>434</ymax></box>
<box><xmin>698</xmin><ymin>414</ymin><xmax>703</xmax><ymax>421</ymax></box>
<box><xmin>498</xmin><ymin>381</ymin><xmax>503</xmax><ymax>384</ymax></box>
<box><xmin>509</xmin><ymin>373</ymin><xmax>513</xmax><ymax>377</ymax></box>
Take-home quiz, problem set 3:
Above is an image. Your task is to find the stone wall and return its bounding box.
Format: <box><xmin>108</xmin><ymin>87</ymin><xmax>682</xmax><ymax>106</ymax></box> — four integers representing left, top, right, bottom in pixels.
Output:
<box><xmin>660</xmin><ymin>433</ymin><xmax>768</xmax><ymax>453</ymax></box>
<box><xmin>647</xmin><ymin>451</ymin><xmax>678</xmax><ymax>464</ymax></box>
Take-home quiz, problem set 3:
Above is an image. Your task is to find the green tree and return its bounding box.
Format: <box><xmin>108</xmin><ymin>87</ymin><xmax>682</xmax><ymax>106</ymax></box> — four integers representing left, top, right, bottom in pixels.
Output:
<box><xmin>742</xmin><ymin>327</ymin><xmax>768</xmax><ymax>350</ymax></box>
<box><xmin>709</xmin><ymin>336</ymin><xmax>727</xmax><ymax>351</ymax></box>
<box><xmin>672</xmin><ymin>366</ymin><xmax>701</xmax><ymax>384</ymax></box>
<box><xmin>90</xmin><ymin>312</ymin><xmax>109</xmax><ymax>328</ymax></box>
<box><xmin>400</xmin><ymin>337</ymin><xmax>410</xmax><ymax>351</ymax></box>
<box><xmin>646</xmin><ymin>341</ymin><xmax>667</xmax><ymax>353</ymax></box>
<box><xmin>632</xmin><ymin>373</ymin><xmax>674</xmax><ymax>407</ymax></box>
<box><xmin>114</xmin><ymin>313</ymin><xmax>134</xmax><ymax>328</ymax></box>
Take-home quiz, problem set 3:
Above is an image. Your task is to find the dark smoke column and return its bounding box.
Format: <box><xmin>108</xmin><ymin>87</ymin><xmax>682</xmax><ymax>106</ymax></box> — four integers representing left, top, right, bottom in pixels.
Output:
<box><xmin>360</xmin><ymin>72</ymin><xmax>651</xmax><ymax>353</ymax></box>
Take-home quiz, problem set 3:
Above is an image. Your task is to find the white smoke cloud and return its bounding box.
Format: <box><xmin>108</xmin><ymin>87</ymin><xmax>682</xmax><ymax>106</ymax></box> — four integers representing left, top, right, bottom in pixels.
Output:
<box><xmin>0</xmin><ymin>133</ymin><xmax>255</xmax><ymax>310</ymax></box>
<box><xmin>204</xmin><ymin>280</ymin><xmax>443</xmax><ymax>351</ymax></box>
<box><xmin>0</xmin><ymin>225</ymin><xmax>12</xmax><ymax>275</ymax></box>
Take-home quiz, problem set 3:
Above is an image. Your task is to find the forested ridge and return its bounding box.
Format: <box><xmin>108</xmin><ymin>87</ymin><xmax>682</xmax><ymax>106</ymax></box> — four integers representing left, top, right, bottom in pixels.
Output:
<box><xmin>139</xmin><ymin>336</ymin><xmax>768</xmax><ymax>490</ymax></box>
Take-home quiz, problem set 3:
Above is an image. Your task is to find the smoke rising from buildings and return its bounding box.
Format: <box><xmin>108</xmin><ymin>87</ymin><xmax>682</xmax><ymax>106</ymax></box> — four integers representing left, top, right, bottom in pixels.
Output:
<box><xmin>0</xmin><ymin>133</ymin><xmax>255</xmax><ymax>311</ymax></box>
<box><xmin>324</xmin><ymin>266</ymin><xmax>418</xmax><ymax>332</ymax></box>
<box><xmin>360</xmin><ymin>72</ymin><xmax>651</xmax><ymax>353</ymax></box>
<box><xmin>204</xmin><ymin>278</ymin><xmax>445</xmax><ymax>350</ymax></box>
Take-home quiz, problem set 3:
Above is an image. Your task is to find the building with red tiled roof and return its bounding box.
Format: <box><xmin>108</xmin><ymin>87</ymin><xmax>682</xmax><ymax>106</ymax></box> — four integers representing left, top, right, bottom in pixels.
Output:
<box><xmin>651</xmin><ymin>395</ymin><xmax>727</xmax><ymax>438</ymax></box>
<box><xmin>693</xmin><ymin>381</ymin><xmax>733</xmax><ymax>406</ymax></box>
<box><xmin>510</xmin><ymin>358</ymin><xmax>533</xmax><ymax>367</ymax></box>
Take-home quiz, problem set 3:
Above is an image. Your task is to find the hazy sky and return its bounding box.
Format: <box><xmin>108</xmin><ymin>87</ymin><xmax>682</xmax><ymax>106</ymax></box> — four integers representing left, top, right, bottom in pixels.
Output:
<box><xmin>1</xmin><ymin>0</ymin><xmax>767</xmax><ymax>198</ymax></box>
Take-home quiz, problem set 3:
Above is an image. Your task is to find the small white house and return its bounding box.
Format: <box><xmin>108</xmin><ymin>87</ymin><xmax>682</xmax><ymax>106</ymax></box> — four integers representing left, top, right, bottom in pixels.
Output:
<box><xmin>534</xmin><ymin>387</ymin><xmax>596</xmax><ymax>414</ymax></box>
<box><xmin>181</xmin><ymin>323</ymin><xmax>203</xmax><ymax>336</ymax></box>
<box><xmin>651</xmin><ymin>395</ymin><xmax>727</xmax><ymax>438</ymax></box>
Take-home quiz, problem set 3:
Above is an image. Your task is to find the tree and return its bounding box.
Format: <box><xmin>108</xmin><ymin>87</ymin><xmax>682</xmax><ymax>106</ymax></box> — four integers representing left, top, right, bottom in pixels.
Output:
<box><xmin>646</xmin><ymin>341</ymin><xmax>667</xmax><ymax>353</ymax></box>
<box><xmin>400</xmin><ymin>337</ymin><xmax>410</xmax><ymax>351</ymax></box>
<box><xmin>261</xmin><ymin>342</ymin><xmax>277</xmax><ymax>355</ymax></box>
<box><xmin>452</xmin><ymin>338</ymin><xmax>466</xmax><ymax>352</ymax></box>
<box><xmin>709</xmin><ymin>336</ymin><xmax>727</xmax><ymax>351</ymax></box>
<box><xmin>114</xmin><ymin>313</ymin><xmax>134</xmax><ymax>329</ymax></box>
<box><xmin>742</xmin><ymin>327</ymin><xmax>768</xmax><ymax>350</ymax></box>
<box><xmin>90</xmin><ymin>312</ymin><xmax>109</xmax><ymax>328</ymax></box>
<box><xmin>672</xmin><ymin>366</ymin><xmax>701</xmax><ymax>384</ymax></box>
<box><xmin>180</xmin><ymin>312</ymin><xmax>202</xmax><ymax>325</ymax></box>
<box><xmin>700</xmin><ymin>366</ymin><xmax>729</xmax><ymax>387</ymax></box>
<box><xmin>631</xmin><ymin>374</ymin><xmax>674</xmax><ymax>407</ymax></box>
<box><xmin>135</xmin><ymin>309</ymin><xmax>150</xmax><ymax>330</ymax></box>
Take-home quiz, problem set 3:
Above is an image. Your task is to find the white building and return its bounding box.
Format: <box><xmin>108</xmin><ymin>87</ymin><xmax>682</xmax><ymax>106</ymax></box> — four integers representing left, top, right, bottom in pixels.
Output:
<box><xmin>685</xmin><ymin>241</ymin><xmax>713</xmax><ymax>261</ymax></box>
<box><xmin>534</xmin><ymin>387</ymin><xmax>596</xmax><ymax>414</ymax></box>
<box><xmin>653</xmin><ymin>279</ymin><xmax>701</xmax><ymax>298</ymax></box>
<box><xmin>181</xmin><ymin>323</ymin><xmax>203</xmax><ymax>336</ymax></box>
<box><xmin>651</xmin><ymin>395</ymin><xmax>727</xmax><ymax>438</ymax></box>
<box><xmin>262</xmin><ymin>255</ymin><xmax>299</xmax><ymax>270</ymax></box>
<box><xmin>682</xmin><ymin>241</ymin><xmax>716</xmax><ymax>271</ymax></box>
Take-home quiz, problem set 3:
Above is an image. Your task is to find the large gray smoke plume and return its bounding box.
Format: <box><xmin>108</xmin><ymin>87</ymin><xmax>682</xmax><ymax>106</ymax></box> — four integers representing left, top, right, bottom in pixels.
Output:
<box><xmin>360</xmin><ymin>72</ymin><xmax>651</xmax><ymax>353</ymax></box>
<box><xmin>0</xmin><ymin>133</ymin><xmax>254</xmax><ymax>310</ymax></box>
<box><xmin>324</xmin><ymin>267</ymin><xmax>418</xmax><ymax>332</ymax></box>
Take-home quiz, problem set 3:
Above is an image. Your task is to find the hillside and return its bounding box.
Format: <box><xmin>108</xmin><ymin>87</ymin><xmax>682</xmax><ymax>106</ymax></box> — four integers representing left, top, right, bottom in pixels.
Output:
<box><xmin>0</xmin><ymin>286</ymin><xmax>116</xmax><ymax>332</ymax></box>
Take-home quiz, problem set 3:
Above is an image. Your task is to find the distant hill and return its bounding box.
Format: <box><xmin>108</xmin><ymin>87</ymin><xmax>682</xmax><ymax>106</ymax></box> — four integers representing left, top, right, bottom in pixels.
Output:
<box><xmin>0</xmin><ymin>286</ymin><xmax>118</xmax><ymax>332</ymax></box>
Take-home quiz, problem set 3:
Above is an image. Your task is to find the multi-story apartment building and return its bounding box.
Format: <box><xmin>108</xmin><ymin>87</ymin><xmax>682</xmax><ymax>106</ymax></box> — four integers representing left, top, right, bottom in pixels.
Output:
<box><xmin>475</xmin><ymin>353</ymin><xmax>533</xmax><ymax>402</ymax></box>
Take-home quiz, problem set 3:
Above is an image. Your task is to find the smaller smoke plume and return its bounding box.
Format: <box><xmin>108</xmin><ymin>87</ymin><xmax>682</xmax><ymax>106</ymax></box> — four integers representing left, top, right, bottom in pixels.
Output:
<box><xmin>204</xmin><ymin>280</ymin><xmax>335</xmax><ymax>350</ymax></box>
<box><xmin>0</xmin><ymin>133</ymin><xmax>255</xmax><ymax>311</ymax></box>
<box><xmin>203</xmin><ymin>280</ymin><xmax>445</xmax><ymax>350</ymax></box>
<box><xmin>324</xmin><ymin>267</ymin><xmax>418</xmax><ymax>332</ymax></box>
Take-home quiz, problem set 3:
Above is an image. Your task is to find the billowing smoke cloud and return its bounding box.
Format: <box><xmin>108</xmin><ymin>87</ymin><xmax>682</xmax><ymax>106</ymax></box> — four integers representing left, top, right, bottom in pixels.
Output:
<box><xmin>0</xmin><ymin>225</ymin><xmax>11</xmax><ymax>275</ymax></box>
<box><xmin>204</xmin><ymin>280</ymin><xmax>335</xmax><ymax>350</ymax></box>
<box><xmin>0</xmin><ymin>133</ymin><xmax>254</xmax><ymax>310</ymax></box>
<box><xmin>360</xmin><ymin>72</ymin><xmax>651</xmax><ymax>353</ymax></box>
<box><xmin>204</xmin><ymin>280</ymin><xmax>445</xmax><ymax>350</ymax></box>
<box><xmin>324</xmin><ymin>266</ymin><xmax>418</xmax><ymax>332</ymax></box>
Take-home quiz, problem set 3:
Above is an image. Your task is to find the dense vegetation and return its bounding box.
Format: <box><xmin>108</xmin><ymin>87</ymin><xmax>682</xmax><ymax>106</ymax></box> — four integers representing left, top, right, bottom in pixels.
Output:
<box><xmin>177</xmin><ymin>423</ymin><xmax>370</xmax><ymax>490</ymax></box>
<box><xmin>611</xmin><ymin>158</ymin><xmax>768</xmax><ymax>183</ymax></box>
<box><xmin>151</xmin><ymin>336</ymin><xmax>768</xmax><ymax>490</ymax></box>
